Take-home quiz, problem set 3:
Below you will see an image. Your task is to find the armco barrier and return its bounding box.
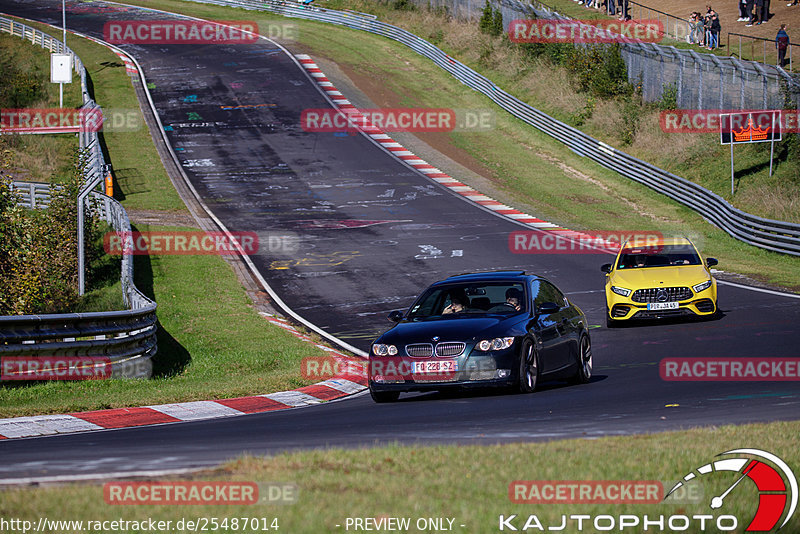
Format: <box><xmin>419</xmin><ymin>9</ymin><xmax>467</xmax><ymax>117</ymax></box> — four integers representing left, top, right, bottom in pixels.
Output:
<box><xmin>181</xmin><ymin>0</ymin><xmax>800</xmax><ymax>256</ymax></box>
<box><xmin>1</xmin><ymin>16</ymin><xmax>156</xmax><ymax>378</ymax></box>
<box><xmin>4</xmin><ymin>182</ymin><xmax>157</xmax><ymax>379</ymax></box>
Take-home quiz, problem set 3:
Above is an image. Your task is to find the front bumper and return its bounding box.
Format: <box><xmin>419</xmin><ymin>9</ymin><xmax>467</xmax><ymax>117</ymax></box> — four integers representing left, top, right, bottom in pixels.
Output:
<box><xmin>368</xmin><ymin>347</ymin><xmax>517</xmax><ymax>392</ymax></box>
<box><xmin>605</xmin><ymin>288</ymin><xmax>717</xmax><ymax>321</ymax></box>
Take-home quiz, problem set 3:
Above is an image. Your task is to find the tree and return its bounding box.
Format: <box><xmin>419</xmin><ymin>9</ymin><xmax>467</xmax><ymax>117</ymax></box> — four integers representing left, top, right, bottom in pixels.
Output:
<box><xmin>479</xmin><ymin>0</ymin><xmax>493</xmax><ymax>34</ymax></box>
<box><xmin>492</xmin><ymin>8</ymin><xmax>504</xmax><ymax>37</ymax></box>
<box><xmin>0</xmin><ymin>151</ymin><xmax>101</xmax><ymax>315</ymax></box>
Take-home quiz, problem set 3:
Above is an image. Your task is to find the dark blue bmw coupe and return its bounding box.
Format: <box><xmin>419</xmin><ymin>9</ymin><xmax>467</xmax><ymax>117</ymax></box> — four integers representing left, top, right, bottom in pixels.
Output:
<box><xmin>368</xmin><ymin>271</ymin><xmax>593</xmax><ymax>402</ymax></box>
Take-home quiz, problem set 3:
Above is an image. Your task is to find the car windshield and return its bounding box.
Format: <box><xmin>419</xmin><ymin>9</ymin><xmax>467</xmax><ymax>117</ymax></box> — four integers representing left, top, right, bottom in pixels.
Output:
<box><xmin>617</xmin><ymin>244</ymin><xmax>701</xmax><ymax>269</ymax></box>
<box><xmin>407</xmin><ymin>282</ymin><xmax>527</xmax><ymax>318</ymax></box>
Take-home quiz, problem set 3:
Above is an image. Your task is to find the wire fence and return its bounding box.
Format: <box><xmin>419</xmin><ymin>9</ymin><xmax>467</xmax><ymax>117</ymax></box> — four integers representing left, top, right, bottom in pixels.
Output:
<box><xmin>408</xmin><ymin>0</ymin><xmax>800</xmax><ymax>109</ymax></box>
<box><xmin>728</xmin><ymin>31</ymin><xmax>795</xmax><ymax>71</ymax></box>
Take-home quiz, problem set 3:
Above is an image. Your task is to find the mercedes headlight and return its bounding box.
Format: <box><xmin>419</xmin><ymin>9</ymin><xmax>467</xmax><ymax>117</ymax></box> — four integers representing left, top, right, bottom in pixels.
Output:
<box><xmin>611</xmin><ymin>286</ymin><xmax>632</xmax><ymax>297</ymax></box>
<box><xmin>692</xmin><ymin>280</ymin><xmax>712</xmax><ymax>293</ymax></box>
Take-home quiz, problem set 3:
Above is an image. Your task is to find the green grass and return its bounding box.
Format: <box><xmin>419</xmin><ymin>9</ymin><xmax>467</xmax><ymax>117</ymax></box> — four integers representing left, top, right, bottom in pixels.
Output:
<box><xmin>121</xmin><ymin>0</ymin><xmax>800</xmax><ymax>289</ymax></box>
<box><xmin>3</xmin><ymin>420</ymin><xmax>799</xmax><ymax>533</ymax></box>
<box><xmin>4</xmin><ymin>15</ymin><xmax>187</xmax><ymax>212</ymax></box>
<box><xmin>0</xmin><ymin>32</ymin><xmax>81</xmax><ymax>181</ymax></box>
<box><xmin>0</xmin><ymin>20</ymin><xmax>325</xmax><ymax>416</ymax></box>
<box><xmin>0</xmin><ymin>225</ymin><xmax>322</xmax><ymax>418</ymax></box>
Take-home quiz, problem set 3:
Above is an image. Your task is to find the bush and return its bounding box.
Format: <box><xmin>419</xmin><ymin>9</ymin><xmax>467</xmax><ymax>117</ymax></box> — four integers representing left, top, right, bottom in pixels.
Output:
<box><xmin>519</xmin><ymin>42</ymin><xmax>573</xmax><ymax>65</ymax></box>
<box><xmin>659</xmin><ymin>83</ymin><xmax>679</xmax><ymax>111</ymax></box>
<box><xmin>0</xmin><ymin>151</ymin><xmax>102</xmax><ymax>315</ymax></box>
<box><xmin>571</xmin><ymin>96</ymin><xmax>596</xmax><ymax>127</ymax></box>
<box><xmin>491</xmin><ymin>9</ymin><xmax>504</xmax><ymax>37</ymax></box>
<box><xmin>391</xmin><ymin>0</ymin><xmax>415</xmax><ymax>10</ymax></box>
<box><xmin>564</xmin><ymin>44</ymin><xmax>632</xmax><ymax>99</ymax></box>
<box><xmin>0</xmin><ymin>57</ymin><xmax>44</xmax><ymax>108</ymax></box>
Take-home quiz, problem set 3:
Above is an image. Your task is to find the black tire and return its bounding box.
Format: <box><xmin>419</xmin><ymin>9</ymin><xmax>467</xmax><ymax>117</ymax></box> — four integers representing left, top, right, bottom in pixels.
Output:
<box><xmin>370</xmin><ymin>387</ymin><xmax>400</xmax><ymax>403</ymax></box>
<box><xmin>569</xmin><ymin>334</ymin><xmax>592</xmax><ymax>384</ymax></box>
<box><xmin>517</xmin><ymin>338</ymin><xmax>539</xmax><ymax>394</ymax></box>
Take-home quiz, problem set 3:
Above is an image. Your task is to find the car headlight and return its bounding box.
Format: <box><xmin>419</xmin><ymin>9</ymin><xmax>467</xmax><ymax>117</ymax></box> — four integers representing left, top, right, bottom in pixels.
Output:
<box><xmin>610</xmin><ymin>286</ymin><xmax>631</xmax><ymax>297</ymax></box>
<box><xmin>476</xmin><ymin>337</ymin><xmax>515</xmax><ymax>351</ymax></box>
<box><xmin>372</xmin><ymin>344</ymin><xmax>397</xmax><ymax>356</ymax></box>
<box><xmin>692</xmin><ymin>280</ymin><xmax>712</xmax><ymax>293</ymax></box>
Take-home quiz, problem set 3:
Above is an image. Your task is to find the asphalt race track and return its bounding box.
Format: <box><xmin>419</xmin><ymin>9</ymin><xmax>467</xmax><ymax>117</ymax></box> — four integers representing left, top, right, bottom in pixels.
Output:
<box><xmin>0</xmin><ymin>0</ymin><xmax>799</xmax><ymax>479</ymax></box>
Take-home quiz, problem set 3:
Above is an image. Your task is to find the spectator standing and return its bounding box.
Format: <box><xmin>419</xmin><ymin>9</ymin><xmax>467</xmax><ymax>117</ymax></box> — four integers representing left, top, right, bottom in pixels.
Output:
<box><xmin>762</xmin><ymin>0</ymin><xmax>771</xmax><ymax>22</ymax></box>
<box><xmin>739</xmin><ymin>0</ymin><xmax>749</xmax><ymax>20</ymax></box>
<box><xmin>746</xmin><ymin>0</ymin><xmax>755</xmax><ymax>23</ymax></box>
<box><xmin>688</xmin><ymin>12</ymin><xmax>699</xmax><ymax>43</ymax></box>
<box><xmin>776</xmin><ymin>24</ymin><xmax>790</xmax><ymax>67</ymax></box>
<box><xmin>748</xmin><ymin>0</ymin><xmax>764</xmax><ymax>25</ymax></box>
<box><xmin>696</xmin><ymin>12</ymin><xmax>706</xmax><ymax>44</ymax></box>
<box><xmin>618</xmin><ymin>0</ymin><xmax>629</xmax><ymax>20</ymax></box>
<box><xmin>789</xmin><ymin>0</ymin><xmax>798</xmax><ymax>7</ymax></box>
<box><xmin>710</xmin><ymin>12</ymin><xmax>721</xmax><ymax>49</ymax></box>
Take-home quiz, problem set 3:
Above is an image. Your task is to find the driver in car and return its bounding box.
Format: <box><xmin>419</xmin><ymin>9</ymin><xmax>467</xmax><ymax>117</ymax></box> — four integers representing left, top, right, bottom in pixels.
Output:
<box><xmin>442</xmin><ymin>295</ymin><xmax>468</xmax><ymax>314</ymax></box>
<box><xmin>505</xmin><ymin>288</ymin><xmax>523</xmax><ymax>311</ymax></box>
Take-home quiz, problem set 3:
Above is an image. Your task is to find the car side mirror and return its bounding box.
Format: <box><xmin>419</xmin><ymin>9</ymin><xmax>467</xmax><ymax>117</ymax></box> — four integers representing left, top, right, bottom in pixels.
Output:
<box><xmin>601</xmin><ymin>263</ymin><xmax>612</xmax><ymax>274</ymax></box>
<box><xmin>387</xmin><ymin>310</ymin><xmax>404</xmax><ymax>323</ymax></box>
<box><xmin>706</xmin><ymin>257</ymin><xmax>718</xmax><ymax>267</ymax></box>
<box><xmin>536</xmin><ymin>302</ymin><xmax>560</xmax><ymax>315</ymax></box>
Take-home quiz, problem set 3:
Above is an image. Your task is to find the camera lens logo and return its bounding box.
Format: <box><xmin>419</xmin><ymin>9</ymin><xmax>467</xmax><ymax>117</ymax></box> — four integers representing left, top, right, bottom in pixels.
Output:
<box><xmin>665</xmin><ymin>449</ymin><xmax>797</xmax><ymax>531</ymax></box>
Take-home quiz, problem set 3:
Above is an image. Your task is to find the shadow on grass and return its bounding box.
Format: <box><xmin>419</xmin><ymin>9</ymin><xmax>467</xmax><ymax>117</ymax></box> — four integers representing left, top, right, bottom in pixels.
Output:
<box><xmin>131</xmin><ymin>224</ymin><xmax>192</xmax><ymax>378</ymax></box>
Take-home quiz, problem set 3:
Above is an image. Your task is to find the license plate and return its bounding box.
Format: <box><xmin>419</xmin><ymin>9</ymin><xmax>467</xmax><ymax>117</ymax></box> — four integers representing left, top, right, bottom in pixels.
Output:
<box><xmin>412</xmin><ymin>360</ymin><xmax>458</xmax><ymax>373</ymax></box>
<box><xmin>647</xmin><ymin>302</ymin><xmax>679</xmax><ymax>311</ymax></box>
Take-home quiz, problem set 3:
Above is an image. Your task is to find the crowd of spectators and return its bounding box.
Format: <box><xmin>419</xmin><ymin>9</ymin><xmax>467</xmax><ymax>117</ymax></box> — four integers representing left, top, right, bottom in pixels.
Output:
<box><xmin>737</xmin><ymin>0</ymin><xmax>771</xmax><ymax>26</ymax></box>
<box><xmin>574</xmin><ymin>0</ymin><xmax>632</xmax><ymax>21</ymax></box>
<box><xmin>572</xmin><ymin>0</ymin><xmax>791</xmax><ymax>67</ymax></box>
<box><xmin>687</xmin><ymin>7</ymin><xmax>721</xmax><ymax>49</ymax></box>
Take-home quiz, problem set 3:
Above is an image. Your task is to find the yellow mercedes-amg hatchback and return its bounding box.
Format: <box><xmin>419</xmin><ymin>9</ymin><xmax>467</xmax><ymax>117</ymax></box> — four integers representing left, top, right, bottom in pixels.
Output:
<box><xmin>601</xmin><ymin>237</ymin><xmax>718</xmax><ymax>327</ymax></box>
